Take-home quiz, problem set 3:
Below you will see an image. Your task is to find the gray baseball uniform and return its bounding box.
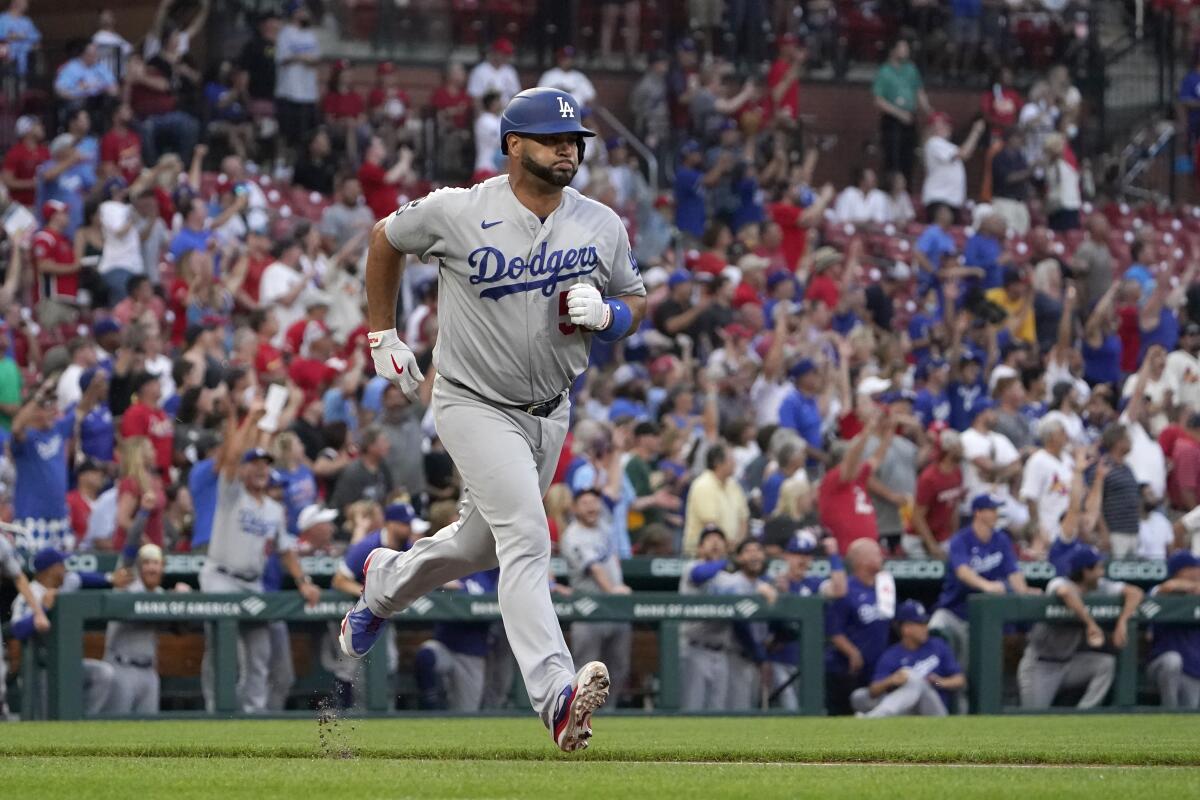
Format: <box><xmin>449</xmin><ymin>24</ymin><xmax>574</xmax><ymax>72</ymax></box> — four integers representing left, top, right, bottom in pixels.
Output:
<box><xmin>722</xmin><ymin>571</ymin><xmax>770</xmax><ymax>711</ymax></box>
<box><xmin>562</xmin><ymin>520</ymin><xmax>631</xmax><ymax>698</ymax></box>
<box><xmin>362</xmin><ymin>175</ymin><xmax>644</xmax><ymax>726</ymax></box>
<box><xmin>104</xmin><ymin>578</ymin><xmax>162</xmax><ymax>715</ymax></box>
<box><xmin>677</xmin><ymin>560</ymin><xmax>740</xmax><ymax>711</ymax></box>
<box><xmin>0</xmin><ymin>534</ymin><xmax>23</xmax><ymax>714</ymax></box>
<box><xmin>199</xmin><ymin>476</ymin><xmax>290</xmax><ymax>713</ymax></box>
<box><xmin>1017</xmin><ymin>577</ymin><xmax>1123</xmax><ymax>710</ymax></box>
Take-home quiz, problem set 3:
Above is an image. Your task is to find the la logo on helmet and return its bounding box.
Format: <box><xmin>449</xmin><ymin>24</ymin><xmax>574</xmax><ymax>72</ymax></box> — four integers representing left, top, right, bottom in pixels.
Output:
<box><xmin>557</xmin><ymin>97</ymin><xmax>575</xmax><ymax>118</ymax></box>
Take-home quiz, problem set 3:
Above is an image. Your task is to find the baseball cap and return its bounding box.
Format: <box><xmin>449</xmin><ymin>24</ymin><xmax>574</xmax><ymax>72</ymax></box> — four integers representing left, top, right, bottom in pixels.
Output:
<box><xmin>969</xmin><ymin>397</ymin><xmax>995</xmax><ymax>421</ymax></box>
<box><xmin>788</xmin><ymin>358</ymin><xmax>817</xmax><ymax>380</ymax></box>
<box><xmin>667</xmin><ymin>269</ymin><xmax>693</xmax><ymax>288</ymax></box>
<box><xmin>385</xmin><ymin>502</ymin><xmax>417</xmax><ymax>524</ymax></box>
<box><xmin>723</xmin><ymin>322</ymin><xmax>753</xmax><ymax>340</ymax></box>
<box><xmin>92</xmin><ymin>317</ymin><xmax>121</xmax><ymax>337</ymax></box>
<box><xmin>785</xmin><ymin>529</ymin><xmax>819</xmax><ymax>555</ymax></box>
<box><xmin>810</xmin><ymin>246</ymin><xmax>842</xmax><ymax>272</ymax></box>
<box><xmin>915</xmin><ymin>358</ymin><xmax>948</xmax><ymax>381</ymax></box>
<box><xmin>242</xmin><ymin>447</ymin><xmax>274</xmax><ymax>464</ymax></box>
<box><xmin>76</xmin><ymin>458</ymin><xmax>104</xmax><ymax>476</ymax></box>
<box><xmin>929</xmin><ymin>111</ymin><xmax>953</xmax><ymax>127</ymax></box>
<box><xmin>605</xmin><ymin>136</ymin><xmax>626</xmax><ymax>152</ymax></box>
<box><xmin>1067</xmin><ymin>546</ymin><xmax>1103</xmax><ymax>574</ymax></box>
<box><xmin>49</xmin><ymin>133</ymin><xmax>74</xmax><ymax>156</ymax></box>
<box><xmin>856</xmin><ymin>375</ymin><xmax>892</xmax><ymax>397</ymax></box>
<box><xmin>653</xmin><ymin>193</ymin><xmax>673</xmax><ymax>209</ymax></box>
<box><xmin>1002</xmin><ymin>267</ymin><xmax>1024</xmax><ymax>286</ymax></box>
<box><xmin>649</xmin><ymin>354</ymin><xmax>677</xmax><ymax>378</ymax></box>
<box><xmin>896</xmin><ymin>599</ymin><xmax>930</xmax><ymax>624</ymax></box>
<box><xmin>42</xmin><ymin>199</ymin><xmax>68</xmax><ymax>220</ymax></box>
<box><xmin>633</xmin><ymin>420</ymin><xmax>661</xmax><ymax>437</ymax></box>
<box><xmin>15</xmin><ymin>114</ymin><xmax>37</xmax><ymax>137</ymax></box>
<box><xmin>679</xmin><ymin>139</ymin><xmax>702</xmax><ymax>156</ymax></box>
<box><xmin>297</xmin><ymin>504</ymin><xmax>338</xmax><ymax>531</ymax></box>
<box><xmin>880</xmin><ymin>389</ymin><xmax>917</xmax><ymax>405</ymax></box>
<box><xmin>305</xmin><ymin>292</ymin><xmax>332</xmax><ymax>310</ymax></box>
<box><xmin>1185</xmin><ymin>322</ymin><xmax>1200</xmax><ymax>337</ymax></box>
<box><xmin>557</xmin><ymin>45</ymin><xmax>577</xmax><ymax>60</ymax></box>
<box><xmin>1167</xmin><ymin>550</ymin><xmax>1200</xmax><ymax>576</ymax></box>
<box><xmin>33</xmin><ymin>547</ymin><xmax>67</xmax><ymax>573</ymax></box>
<box><xmin>492</xmin><ymin>37</ymin><xmax>515</xmax><ymax>55</ymax></box>
<box><xmin>137</xmin><ymin>543</ymin><xmax>164</xmax><ymax>563</ymax></box>
<box><xmin>971</xmin><ymin>493</ymin><xmax>1002</xmax><ymax>513</ymax></box>
<box><xmin>888</xmin><ymin>261</ymin><xmax>912</xmax><ymax>282</ymax></box>
<box><xmin>766</xmin><ymin>271</ymin><xmax>794</xmax><ymax>290</ymax></box>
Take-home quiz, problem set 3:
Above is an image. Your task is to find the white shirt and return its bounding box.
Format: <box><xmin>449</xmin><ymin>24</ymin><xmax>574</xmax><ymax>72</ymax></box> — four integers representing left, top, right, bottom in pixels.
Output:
<box><xmin>467</xmin><ymin>60</ymin><xmax>521</xmax><ymax>105</ymax></box>
<box><xmin>275</xmin><ymin>23</ymin><xmax>320</xmax><ymax>103</ymax></box>
<box><xmin>961</xmin><ymin>427</ymin><xmax>1020</xmax><ymax>513</ymax></box>
<box><xmin>56</xmin><ymin>363</ymin><xmax>84</xmax><ymax>410</ymax></box>
<box><xmin>97</xmin><ymin>200</ymin><xmax>144</xmax><ymax>275</ymax></box>
<box><xmin>536</xmin><ymin>67</ymin><xmax>597</xmax><ymax>106</ymax></box>
<box><xmin>1138</xmin><ymin>511</ymin><xmax>1174</xmax><ymax>559</ymax></box>
<box><xmin>473</xmin><ymin>110</ymin><xmax>502</xmax><ymax>172</ymax></box>
<box><xmin>1164</xmin><ymin>349</ymin><xmax>1200</xmax><ymax>412</ymax></box>
<box><xmin>259</xmin><ymin>261</ymin><xmax>307</xmax><ymax>345</ymax></box>
<box><xmin>921</xmin><ymin>136</ymin><xmax>966</xmax><ymax>208</ymax></box>
<box><xmin>1042</xmin><ymin>409</ymin><xmax>1087</xmax><ymax>446</ymax></box>
<box><xmin>144</xmin><ymin>353</ymin><xmax>176</xmax><ymax>403</ymax></box>
<box><xmin>885</xmin><ymin>192</ymin><xmax>915</xmax><ymax>225</ymax></box>
<box><xmin>1019</xmin><ymin>449</ymin><xmax>1074</xmax><ymax>542</ymax></box>
<box><xmin>750</xmin><ymin>374</ymin><xmax>791</xmax><ymax>428</ymax></box>
<box><xmin>1050</xmin><ymin>158</ymin><xmax>1081</xmax><ymax>211</ymax></box>
<box><xmin>833</xmin><ymin>187</ymin><xmax>890</xmax><ymax>225</ymax></box>
<box><xmin>1122</xmin><ymin>372</ymin><xmax>1171</xmax><ymax>436</ymax></box>
<box><xmin>1119</xmin><ymin>414</ymin><xmax>1167</xmax><ymax>500</ymax></box>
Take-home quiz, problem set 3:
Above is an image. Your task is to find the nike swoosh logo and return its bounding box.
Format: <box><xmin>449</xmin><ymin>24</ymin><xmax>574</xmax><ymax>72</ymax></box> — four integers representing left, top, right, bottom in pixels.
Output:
<box><xmin>481</xmin><ymin>220</ymin><xmax>502</xmax><ymax>229</ymax></box>
<box><xmin>390</xmin><ymin>355</ymin><xmax>405</xmax><ymax>375</ymax></box>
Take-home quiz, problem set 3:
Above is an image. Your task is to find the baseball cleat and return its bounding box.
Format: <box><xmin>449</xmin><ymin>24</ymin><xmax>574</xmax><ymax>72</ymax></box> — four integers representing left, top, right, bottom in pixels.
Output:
<box><xmin>338</xmin><ymin>550</ymin><xmax>386</xmax><ymax>659</ymax></box>
<box><xmin>551</xmin><ymin>661</ymin><xmax>610</xmax><ymax>753</ymax></box>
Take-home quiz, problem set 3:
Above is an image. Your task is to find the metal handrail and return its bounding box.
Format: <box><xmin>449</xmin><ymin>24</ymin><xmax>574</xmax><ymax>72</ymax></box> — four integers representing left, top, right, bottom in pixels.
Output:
<box><xmin>592</xmin><ymin>104</ymin><xmax>658</xmax><ymax>194</ymax></box>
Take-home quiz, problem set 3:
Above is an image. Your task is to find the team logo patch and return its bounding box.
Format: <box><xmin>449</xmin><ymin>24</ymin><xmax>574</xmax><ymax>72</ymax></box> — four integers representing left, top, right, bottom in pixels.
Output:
<box><xmin>558</xmin><ymin>97</ymin><xmax>575</xmax><ymax>118</ymax></box>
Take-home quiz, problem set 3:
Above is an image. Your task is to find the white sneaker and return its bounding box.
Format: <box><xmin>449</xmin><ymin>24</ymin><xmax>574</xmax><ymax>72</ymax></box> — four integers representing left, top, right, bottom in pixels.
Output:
<box><xmin>550</xmin><ymin>661</ymin><xmax>610</xmax><ymax>752</ymax></box>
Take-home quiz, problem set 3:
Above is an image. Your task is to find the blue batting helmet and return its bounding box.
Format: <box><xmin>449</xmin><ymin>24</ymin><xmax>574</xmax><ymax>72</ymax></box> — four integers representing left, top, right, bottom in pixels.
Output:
<box><xmin>499</xmin><ymin>87</ymin><xmax>595</xmax><ymax>157</ymax></box>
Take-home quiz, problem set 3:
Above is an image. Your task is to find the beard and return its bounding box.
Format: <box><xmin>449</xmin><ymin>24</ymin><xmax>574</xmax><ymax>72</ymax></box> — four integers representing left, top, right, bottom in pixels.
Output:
<box><xmin>521</xmin><ymin>149</ymin><xmax>577</xmax><ymax>187</ymax></box>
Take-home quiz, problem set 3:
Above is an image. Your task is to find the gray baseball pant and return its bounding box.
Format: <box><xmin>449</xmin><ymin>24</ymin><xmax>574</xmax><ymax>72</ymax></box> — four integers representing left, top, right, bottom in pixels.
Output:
<box><xmin>768</xmin><ymin>661</ymin><xmax>799</xmax><ymax>711</ymax></box>
<box><xmin>929</xmin><ymin>609</ymin><xmax>970</xmax><ymax>670</ymax></box>
<box><xmin>570</xmin><ymin>621</ymin><xmax>630</xmax><ymax>701</ymax></box>
<box><xmin>105</xmin><ymin>662</ymin><xmax>159</xmax><ymax>714</ymax></box>
<box><xmin>851</xmin><ymin>673</ymin><xmax>949</xmax><ymax>717</ymax></box>
<box><xmin>198</xmin><ymin>565</ymin><xmax>271</xmax><ymax>713</ymax></box>
<box><xmin>363</xmin><ymin>378</ymin><xmax>575</xmax><ymax>726</ymax></box>
<box><xmin>1147</xmin><ymin>651</ymin><xmax>1200</xmax><ymax>710</ymax></box>
<box><xmin>680</xmin><ymin>642</ymin><xmax>730</xmax><ymax>711</ymax></box>
<box><xmin>481</xmin><ymin>622</ymin><xmax>516</xmax><ymax>709</ymax></box>
<box><xmin>266</xmin><ymin>621</ymin><xmax>295</xmax><ymax>712</ymax></box>
<box><xmin>418</xmin><ymin>639</ymin><xmax>486</xmax><ymax>711</ymax></box>
<box><xmin>725</xmin><ymin>653</ymin><xmax>762</xmax><ymax>710</ymax></box>
<box><xmin>1017</xmin><ymin>649</ymin><xmax>1115</xmax><ymax>709</ymax></box>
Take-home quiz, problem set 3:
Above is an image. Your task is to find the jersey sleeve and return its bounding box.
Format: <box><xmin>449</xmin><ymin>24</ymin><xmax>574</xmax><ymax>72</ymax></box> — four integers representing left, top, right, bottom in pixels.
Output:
<box><xmin>603</xmin><ymin>221</ymin><xmax>645</xmax><ymax>298</ymax></box>
<box><xmin>382</xmin><ymin>191</ymin><xmax>447</xmax><ymax>262</ymax></box>
<box><xmin>935</xmin><ymin>638</ymin><xmax>963</xmax><ymax>676</ymax></box>
<box><xmin>562</xmin><ymin>531</ymin><xmax>605</xmax><ymax>574</ymax></box>
<box><xmin>947</xmin><ymin>535</ymin><xmax>970</xmax><ymax>572</ymax></box>
<box><xmin>872</xmin><ymin>646</ymin><xmax>899</xmax><ymax>682</ymax></box>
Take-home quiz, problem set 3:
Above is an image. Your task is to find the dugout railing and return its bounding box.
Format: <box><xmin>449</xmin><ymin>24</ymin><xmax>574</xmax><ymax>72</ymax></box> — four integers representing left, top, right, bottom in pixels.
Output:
<box><xmin>19</xmin><ymin>591</ymin><xmax>827</xmax><ymax>720</ymax></box>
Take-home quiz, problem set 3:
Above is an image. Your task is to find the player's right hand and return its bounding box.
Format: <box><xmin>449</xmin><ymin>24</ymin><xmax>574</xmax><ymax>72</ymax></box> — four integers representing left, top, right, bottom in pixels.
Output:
<box><xmin>368</xmin><ymin>328</ymin><xmax>424</xmax><ymax>401</ymax></box>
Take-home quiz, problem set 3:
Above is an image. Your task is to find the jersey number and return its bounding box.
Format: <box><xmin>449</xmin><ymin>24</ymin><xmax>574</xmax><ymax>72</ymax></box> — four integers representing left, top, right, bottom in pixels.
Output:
<box><xmin>558</xmin><ymin>291</ymin><xmax>577</xmax><ymax>335</ymax></box>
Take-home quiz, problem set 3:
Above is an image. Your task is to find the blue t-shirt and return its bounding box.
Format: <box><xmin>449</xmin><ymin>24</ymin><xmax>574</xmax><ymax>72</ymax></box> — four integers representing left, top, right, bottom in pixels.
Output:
<box><xmin>1123</xmin><ymin>264</ymin><xmax>1155</xmax><ymax>298</ymax></box>
<box><xmin>779</xmin><ymin>388</ymin><xmax>823</xmax><ymax>451</ymax></box>
<box><xmin>962</xmin><ymin>234</ymin><xmax>1003</xmax><ymax>291</ymax></box>
<box><xmin>914</xmin><ymin>387</ymin><xmax>951</xmax><ymax>428</ymax></box>
<box><xmin>947</xmin><ymin>380</ymin><xmax>984</xmax><ymax>431</ymax></box>
<box><xmin>433</xmin><ymin>568</ymin><xmax>497</xmax><ymax>657</ymax></box>
<box><xmin>731</xmin><ymin>176</ymin><xmax>764</xmax><ymax>231</ymax></box>
<box><xmin>0</xmin><ymin>13</ymin><xmax>40</xmax><ymax>74</ymax></box>
<box><xmin>12</xmin><ymin>414</ymin><xmax>75</xmax><ymax>521</ymax></box>
<box><xmin>65</xmin><ymin>402</ymin><xmax>115</xmax><ymax>462</ymax></box>
<box><xmin>760</xmin><ymin>471</ymin><xmax>786</xmax><ymax>517</ymax></box>
<box><xmin>936</xmin><ymin>526</ymin><xmax>1020</xmax><ymax>619</ymax></box>
<box><xmin>674</xmin><ymin>166</ymin><xmax>706</xmax><ymax>238</ymax></box>
<box><xmin>1082</xmin><ymin>334</ymin><xmax>1121</xmax><ymax>386</ymax></box>
<box><xmin>261</xmin><ymin>533</ymin><xmax>298</xmax><ymax>592</ymax></box>
<box><xmin>1148</xmin><ymin>586</ymin><xmax>1200</xmax><ymax>680</ymax></box>
<box><xmin>275</xmin><ymin>464</ymin><xmax>318</xmax><ymax>534</ymax></box>
<box><xmin>825</xmin><ymin>576</ymin><xmax>891</xmax><ymax>676</ymax></box>
<box><xmin>1180</xmin><ymin>70</ymin><xmax>1200</xmax><ymax>134</ymax></box>
<box><xmin>37</xmin><ymin>162</ymin><xmax>92</xmax><ymax>236</ymax></box>
<box><xmin>1141</xmin><ymin>307</ymin><xmax>1179</xmax><ymax>360</ymax></box>
<box><xmin>952</xmin><ymin>0</ymin><xmax>982</xmax><ymax>18</ymax></box>
<box><xmin>169</xmin><ymin>227</ymin><xmax>213</xmax><ymax>263</ymax></box>
<box><xmin>188</xmin><ymin>459</ymin><xmax>219</xmax><ymax>548</ymax></box>
<box><xmin>360</xmin><ymin>376</ymin><xmax>390</xmax><ymax>416</ymax></box>
<box><xmin>908</xmin><ymin>312</ymin><xmax>940</xmax><ymax>364</ymax></box>
<box><xmin>917</xmin><ymin>226</ymin><xmax>956</xmax><ymax>272</ymax></box>
<box><xmin>768</xmin><ymin>574</ymin><xmax>824</xmax><ymax>665</ymax></box>
<box><xmin>872</xmin><ymin>637</ymin><xmax>962</xmax><ymax>709</ymax></box>
<box><xmin>322</xmin><ymin>387</ymin><xmax>359</xmax><ymax>432</ymax></box>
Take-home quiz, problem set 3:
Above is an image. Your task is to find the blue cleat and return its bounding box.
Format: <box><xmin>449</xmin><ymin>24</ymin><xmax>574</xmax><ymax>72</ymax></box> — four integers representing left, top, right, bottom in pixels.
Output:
<box><xmin>551</xmin><ymin>661</ymin><xmax>610</xmax><ymax>752</ymax></box>
<box><xmin>338</xmin><ymin>550</ymin><xmax>387</xmax><ymax>659</ymax></box>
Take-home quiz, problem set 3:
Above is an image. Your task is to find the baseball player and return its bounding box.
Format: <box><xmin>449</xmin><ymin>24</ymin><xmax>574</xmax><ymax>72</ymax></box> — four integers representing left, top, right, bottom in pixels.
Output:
<box><xmin>721</xmin><ymin>538</ymin><xmax>779</xmax><ymax>710</ymax></box>
<box><xmin>561</xmin><ymin>488</ymin><xmax>632</xmax><ymax>704</ymax></box>
<box><xmin>825</xmin><ymin>539</ymin><xmax>893</xmax><ymax>715</ymax></box>
<box><xmin>0</xmin><ymin>532</ymin><xmax>50</xmax><ymax>717</ymax></box>
<box><xmin>1017</xmin><ymin>546</ymin><xmax>1142</xmax><ymax>709</ymax></box>
<box><xmin>765</xmin><ymin>530</ymin><xmax>846</xmax><ymax>710</ymax></box>
<box><xmin>104</xmin><ymin>544</ymin><xmax>181</xmax><ymax>715</ymax></box>
<box><xmin>199</xmin><ymin>403</ymin><xmax>320</xmax><ymax>713</ymax></box>
<box><xmin>677</xmin><ymin>524</ymin><xmax>736</xmax><ymax>711</ymax></box>
<box><xmin>851</xmin><ymin>600</ymin><xmax>964</xmax><ymax>718</ymax></box>
<box><xmin>929</xmin><ymin>493</ymin><xmax>1037</xmax><ymax>668</ymax></box>
<box><xmin>340</xmin><ymin>87</ymin><xmax>646</xmax><ymax>752</ymax></box>
<box><xmin>10</xmin><ymin>548</ymin><xmax>130</xmax><ymax>716</ymax></box>
<box><xmin>1146</xmin><ymin>551</ymin><xmax>1200</xmax><ymax>709</ymax></box>
<box><xmin>414</xmin><ymin>568</ymin><xmax>499</xmax><ymax>711</ymax></box>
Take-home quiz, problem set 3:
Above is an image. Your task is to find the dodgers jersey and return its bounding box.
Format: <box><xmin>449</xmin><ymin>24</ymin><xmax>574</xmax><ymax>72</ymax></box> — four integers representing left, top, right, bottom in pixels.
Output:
<box><xmin>935</xmin><ymin>526</ymin><xmax>1020</xmax><ymax>619</ymax></box>
<box><xmin>383</xmin><ymin>175</ymin><xmax>646</xmax><ymax>406</ymax></box>
<box><xmin>872</xmin><ymin>637</ymin><xmax>962</xmax><ymax>709</ymax></box>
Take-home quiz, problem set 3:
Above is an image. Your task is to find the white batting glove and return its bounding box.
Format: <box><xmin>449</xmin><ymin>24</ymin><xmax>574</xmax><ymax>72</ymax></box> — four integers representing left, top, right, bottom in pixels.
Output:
<box><xmin>566</xmin><ymin>283</ymin><xmax>611</xmax><ymax>331</ymax></box>
<box><xmin>367</xmin><ymin>328</ymin><xmax>424</xmax><ymax>401</ymax></box>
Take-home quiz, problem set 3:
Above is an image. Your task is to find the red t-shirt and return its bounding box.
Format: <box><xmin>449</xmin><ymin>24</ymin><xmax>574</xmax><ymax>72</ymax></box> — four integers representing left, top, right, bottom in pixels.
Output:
<box><xmin>1169</xmin><ymin>435</ymin><xmax>1200</xmax><ymax>509</ymax></box>
<box><xmin>100</xmin><ymin>128</ymin><xmax>143</xmax><ymax>184</ymax></box>
<box><xmin>838</xmin><ymin>411</ymin><xmax>865</xmax><ymax>442</ymax></box>
<box><xmin>768</xmin><ymin>202</ymin><xmax>807</xmax><ymax>271</ymax></box>
<box><xmin>359</xmin><ymin>161</ymin><xmax>400</xmax><ymax>222</ymax></box>
<box><xmin>31</xmin><ymin>227</ymin><xmax>78</xmax><ymax>302</ymax></box>
<box><xmin>732</xmin><ymin>283</ymin><xmax>762</xmax><ymax>309</ymax></box>
<box><xmin>67</xmin><ymin>490</ymin><xmax>92</xmax><ymax>540</ymax></box>
<box><xmin>119</xmin><ymin>402</ymin><xmax>174</xmax><ymax>475</ymax></box>
<box><xmin>1160</xmin><ymin>424</ymin><xmax>1186</xmax><ymax>469</ymax></box>
<box><xmin>980</xmin><ymin>87</ymin><xmax>1023</xmax><ymax>132</ymax></box>
<box><xmin>256</xmin><ymin>341</ymin><xmax>285</xmax><ymax>377</ymax></box>
<box><xmin>1116</xmin><ymin>304</ymin><xmax>1141</xmax><ymax>374</ymax></box>
<box><xmin>168</xmin><ymin>277</ymin><xmax>190</xmax><ymax>343</ymax></box>
<box><xmin>693</xmin><ymin>251</ymin><xmax>726</xmax><ymax>277</ymax></box>
<box><xmin>241</xmin><ymin>253</ymin><xmax>274</xmax><ymax>307</ymax></box>
<box><xmin>113</xmin><ymin>476</ymin><xmax>165</xmax><ymax>551</ymax></box>
<box><xmin>2</xmin><ymin>141</ymin><xmax>49</xmax><ymax>206</ymax></box>
<box><xmin>342</xmin><ymin>323</ymin><xmax>370</xmax><ymax>363</ymax></box>
<box><xmin>431</xmin><ymin>86</ymin><xmax>472</xmax><ymax>129</ymax></box>
<box><xmin>322</xmin><ymin>90</ymin><xmax>365</xmax><ymax>120</ymax></box>
<box><xmin>806</xmin><ymin>273</ymin><xmax>839</xmax><ymax>310</ymax></box>
<box><xmin>289</xmin><ymin>357</ymin><xmax>339</xmax><ymax>402</ymax></box>
<box><xmin>915</xmin><ymin>462</ymin><xmax>966</xmax><ymax>542</ymax></box>
<box><xmin>368</xmin><ymin>86</ymin><xmax>412</xmax><ymax>123</ymax></box>
<box><xmin>285</xmin><ymin>318</ymin><xmax>328</xmax><ymax>354</ymax></box>
<box><xmin>766</xmin><ymin>58</ymin><xmax>800</xmax><ymax>120</ymax></box>
<box><xmin>818</xmin><ymin>463</ymin><xmax>879</xmax><ymax>555</ymax></box>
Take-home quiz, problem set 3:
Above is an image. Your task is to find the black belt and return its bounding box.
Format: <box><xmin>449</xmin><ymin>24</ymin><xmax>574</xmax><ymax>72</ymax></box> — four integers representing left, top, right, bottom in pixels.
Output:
<box><xmin>1037</xmin><ymin>655</ymin><xmax>1074</xmax><ymax>664</ymax></box>
<box><xmin>112</xmin><ymin>654</ymin><xmax>154</xmax><ymax>669</ymax></box>
<box><xmin>443</xmin><ymin>377</ymin><xmax>564</xmax><ymax>418</ymax></box>
<box><xmin>215</xmin><ymin>565</ymin><xmax>261</xmax><ymax>583</ymax></box>
<box><xmin>687</xmin><ymin>640</ymin><xmax>727</xmax><ymax>653</ymax></box>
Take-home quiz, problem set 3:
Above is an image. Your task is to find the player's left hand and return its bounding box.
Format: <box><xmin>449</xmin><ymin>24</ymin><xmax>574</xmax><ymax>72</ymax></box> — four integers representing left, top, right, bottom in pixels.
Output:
<box><xmin>567</xmin><ymin>284</ymin><xmax>611</xmax><ymax>331</ymax></box>
<box><xmin>299</xmin><ymin>581</ymin><xmax>321</xmax><ymax>607</ymax></box>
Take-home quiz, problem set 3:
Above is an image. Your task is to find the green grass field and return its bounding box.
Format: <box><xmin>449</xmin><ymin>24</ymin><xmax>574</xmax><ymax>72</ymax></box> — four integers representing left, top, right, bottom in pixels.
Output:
<box><xmin>1</xmin><ymin>716</ymin><xmax>1196</xmax><ymax>799</ymax></box>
